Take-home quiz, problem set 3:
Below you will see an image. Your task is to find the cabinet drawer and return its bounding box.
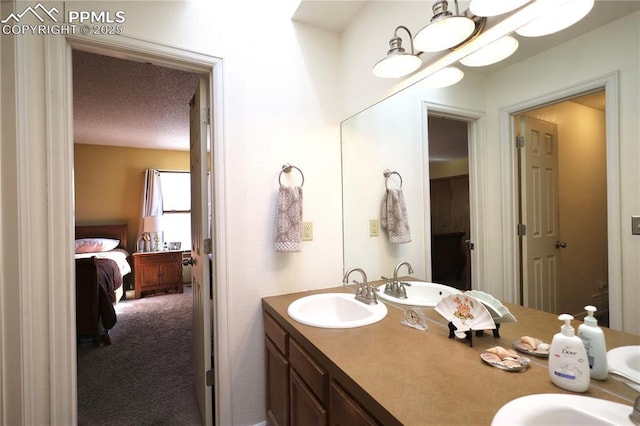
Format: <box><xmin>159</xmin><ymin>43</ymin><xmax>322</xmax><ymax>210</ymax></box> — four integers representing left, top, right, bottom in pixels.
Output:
<box><xmin>264</xmin><ymin>313</ymin><xmax>288</xmax><ymax>356</ymax></box>
<box><xmin>137</xmin><ymin>252</ymin><xmax>181</xmax><ymax>264</ymax></box>
<box><xmin>290</xmin><ymin>338</ymin><xmax>327</xmax><ymax>404</ymax></box>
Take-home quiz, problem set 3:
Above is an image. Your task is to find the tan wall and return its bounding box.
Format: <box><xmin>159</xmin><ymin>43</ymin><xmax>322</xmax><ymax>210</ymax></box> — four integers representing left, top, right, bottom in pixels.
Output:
<box><xmin>525</xmin><ymin>101</ymin><xmax>607</xmax><ymax>316</ymax></box>
<box><xmin>430</xmin><ymin>158</ymin><xmax>469</xmax><ymax>179</ymax></box>
<box><xmin>73</xmin><ymin>144</ymin><xmax>189</xmax><ymax>253</ymax></box>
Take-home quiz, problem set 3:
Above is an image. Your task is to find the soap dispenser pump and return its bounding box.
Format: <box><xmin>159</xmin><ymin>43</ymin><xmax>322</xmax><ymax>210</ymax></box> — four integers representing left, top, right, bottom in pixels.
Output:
<box><xmin>548</xmin><ymin>314</ymin><xmax>590</xmax><ymax>392</ymax></box>
<box><xmin>578</xmin><ymin>305</ymin><xmax>608</xmax><ymax>380</ymax></box>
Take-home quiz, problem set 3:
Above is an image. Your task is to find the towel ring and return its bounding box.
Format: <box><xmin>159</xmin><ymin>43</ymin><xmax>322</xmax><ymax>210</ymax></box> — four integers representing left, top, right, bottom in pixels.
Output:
<box><xmin>383</xmin><ymin>169</ymin><xmax>402</xmax><ymax>189</ymax></box>
<box><xmin>279</xmin><ymin>163</ymin><xmax>304</xmax><ymax>187</ymax></box>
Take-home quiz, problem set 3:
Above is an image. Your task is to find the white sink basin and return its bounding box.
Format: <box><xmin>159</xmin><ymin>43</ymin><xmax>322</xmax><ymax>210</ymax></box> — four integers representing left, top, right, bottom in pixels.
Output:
<box><xmin>376</xmin><ymin>281</ymin><xmax>462</xmax><ymax>307</ymax></box>
<box><xmin>608</xmin><ymin>345</ymin><xmax>640</xmax><ymax>392</ymax></box>
<box><xmin>287</xmin><ymin>293</ymin><xmax>388</xmax><ymax>329</ymax></box>
<box><xmin>492</xmin><ymin>394</ymin><xmax>634</xmax><ymax>426</ymax></box>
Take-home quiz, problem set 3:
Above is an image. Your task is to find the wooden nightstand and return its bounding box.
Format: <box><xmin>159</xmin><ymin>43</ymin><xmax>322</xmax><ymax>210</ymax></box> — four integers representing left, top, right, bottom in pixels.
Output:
<box><xmin>133</xmin><ymin>251</ymin><xmax>183</xmax><ymax>298</ymax></box>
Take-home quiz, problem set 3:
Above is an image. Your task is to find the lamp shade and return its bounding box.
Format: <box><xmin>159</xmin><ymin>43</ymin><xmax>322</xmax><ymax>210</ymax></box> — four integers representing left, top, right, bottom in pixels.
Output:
<box><xmin>516</xmin><ymin>0</ymin><xmax>594</xmax><ymax>37</ymax></box>
<box><xmin>143</xmin><ymin>215</ymin><xmax>163</xmax><ymax>233</ymax></box>
<box><xmin>414</xmin><ymin>15</ymin><xmax>476</xmax><ymax>52</ymax></box>
<box><xmin>419</xmin><ymin>66</ymin><xmax>464</xmax><ymax>89</ymax></box>
<box><xmin>373</xmin><ymin>54</ymin><xmax>422</xmax><ymax>79</ymax></box>
<box><xmin>460</xmin><ymin>35</ymin><xmax>519</xmax><ymax>67</ymax></box>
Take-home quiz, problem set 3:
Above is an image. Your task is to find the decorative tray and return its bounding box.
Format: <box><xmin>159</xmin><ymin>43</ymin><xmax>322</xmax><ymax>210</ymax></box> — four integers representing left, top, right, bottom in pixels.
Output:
<box><xmin>465</xmin><ymin>290</ymin><xmax>517</xmax><ymax>323</ymax></box>
<box><xmin>481</xmin><ymin>346</ymin><xmax>530</xmax><ymax>372</ymax></box>
<box><xmin>513</xmin><ymin>336</ymin><xmax>550</xmax><ymax>358</ymax></box>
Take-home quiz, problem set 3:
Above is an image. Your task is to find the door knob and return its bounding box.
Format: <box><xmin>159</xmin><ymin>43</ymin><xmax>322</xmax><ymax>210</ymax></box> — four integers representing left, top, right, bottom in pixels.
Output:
<box><xmin>555</xmin><ymin>241</ymin><xmax>567</xmax><ymax>249</ymax></box>
<box><xmin>182</xmin><ymin>257</ymin><xmax>195</xmax><ymax>266</ymax></box>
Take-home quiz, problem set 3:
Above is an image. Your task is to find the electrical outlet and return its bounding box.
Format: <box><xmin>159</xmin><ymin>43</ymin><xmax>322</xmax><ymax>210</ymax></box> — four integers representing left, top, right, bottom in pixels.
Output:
<box><xmin>302</xmin><ymin>222</ymin><xmax>313</xmax><ymax>241</ymax></box>
<box><xmin>369</xmin><ymin>219</ymin><xmax>379</xmax><ymax>237</ymax></box>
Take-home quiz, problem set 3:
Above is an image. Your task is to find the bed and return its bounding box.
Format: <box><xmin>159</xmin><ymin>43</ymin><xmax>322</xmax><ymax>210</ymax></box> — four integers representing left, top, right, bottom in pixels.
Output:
<box><xmin>75</xmin><ymin>224</ymin><xmax>132</xmax><ymax>346</ymax></box>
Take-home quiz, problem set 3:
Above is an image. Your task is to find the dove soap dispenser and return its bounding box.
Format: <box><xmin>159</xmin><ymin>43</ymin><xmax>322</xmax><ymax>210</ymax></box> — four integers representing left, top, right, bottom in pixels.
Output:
<box><xmin>548</xmin><ymin>314</ymin><xmax>590</xmax><ymax>392</ymax></box>
<box><xmin>578</xmin><ymin>305</ymin><xmax>608</xmax><ymax>380</ymax></box>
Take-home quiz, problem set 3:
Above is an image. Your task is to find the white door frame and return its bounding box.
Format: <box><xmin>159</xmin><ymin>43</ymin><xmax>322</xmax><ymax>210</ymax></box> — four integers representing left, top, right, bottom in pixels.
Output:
<box><xmin>499</xmin><ymin>72</ymin><xmax>622</xmax><ymax>329</ymax></box>
<box><xmin>421</xmin><ymin>101</ymin><xmax>487</xmax><ymax>292</ymax></box>
<box><xmin>44</xmin><ymin>34</ymin><xmax>231</xmax><ymax>425</ymax></box>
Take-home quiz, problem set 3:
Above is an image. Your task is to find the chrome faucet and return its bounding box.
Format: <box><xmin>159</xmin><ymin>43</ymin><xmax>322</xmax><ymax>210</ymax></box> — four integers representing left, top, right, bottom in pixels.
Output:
<box><xmin>631</xmin><ymin>395</ymin><xmax>640</xmax><ymax>425</ymax></box>
<box><xmin>343</xmin><ymin>267</ymin><xmax>378</xmax><ymax>305</ymax></box>
<box><xmin>383</xmin><ymin>261</ymin><xmax>414</xmax><ymax>299</ymax></box>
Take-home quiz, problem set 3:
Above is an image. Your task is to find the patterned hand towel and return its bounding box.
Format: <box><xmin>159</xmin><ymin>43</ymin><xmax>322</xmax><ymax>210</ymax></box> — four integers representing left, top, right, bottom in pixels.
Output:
<box><xmin>275</xmin><ymin>185</ymin><xmax>303</xmax><ymax>252</ymax></box>
<box><xmin>381</xmin><ymin>188</ymin><xmax>411</xmax><ymax>244</ymax></box>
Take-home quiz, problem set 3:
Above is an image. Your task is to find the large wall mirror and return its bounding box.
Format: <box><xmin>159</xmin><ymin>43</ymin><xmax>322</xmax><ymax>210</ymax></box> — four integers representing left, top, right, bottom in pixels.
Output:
<box><xmin>340</xmin><ymin>2</ymin><xmax>640</xmax><ymax>334</ymax></box>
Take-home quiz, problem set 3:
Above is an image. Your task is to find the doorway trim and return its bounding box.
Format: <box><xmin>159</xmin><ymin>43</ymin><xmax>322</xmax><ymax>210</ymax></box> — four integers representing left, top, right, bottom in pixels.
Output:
<box><xmin>421</xmin><ymin>101</ymin><xmax>486</xmax><ymax>292</ymax></box>
<box><xmin>499</xmin><ymin>72</ymin><xmax>621</xmax><ymax>329</ymax></box>
<box><xmin>44</xmin><ymin>34</ymin><xmax>231</xmax><ymax>424</ymax></box>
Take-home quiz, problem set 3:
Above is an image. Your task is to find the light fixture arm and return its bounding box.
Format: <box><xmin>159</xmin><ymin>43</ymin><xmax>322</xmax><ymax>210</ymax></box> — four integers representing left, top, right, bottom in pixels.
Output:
<box><xmin>390</xmin><ymin>25</ymin><xmax>418</xmax><ymax>56</ymax></box>
<box><xmin>432</xmin><ymin>0</ymin><xmax>461</xmax><ymax>20</ymax></box>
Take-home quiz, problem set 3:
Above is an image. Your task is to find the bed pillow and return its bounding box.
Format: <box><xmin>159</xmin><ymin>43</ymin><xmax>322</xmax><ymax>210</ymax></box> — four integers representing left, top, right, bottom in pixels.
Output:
<box><xmin>75</xmin><ymin>238</ymin><xmax>120</xmax><ymax>254</ymax></box>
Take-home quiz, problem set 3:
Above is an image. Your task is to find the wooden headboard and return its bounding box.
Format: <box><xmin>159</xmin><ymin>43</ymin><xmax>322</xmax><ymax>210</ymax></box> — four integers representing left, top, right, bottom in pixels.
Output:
<box><xmin>75</xmin><ymin>224</ymin><xmax>128</xmax><ymax>251</ymax></box>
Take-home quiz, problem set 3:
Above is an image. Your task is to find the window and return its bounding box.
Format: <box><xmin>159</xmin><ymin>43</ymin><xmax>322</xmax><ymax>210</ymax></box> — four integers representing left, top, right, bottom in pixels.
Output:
<box><xmin>160</xmin><ymin>171</ymin><xmax>191</xmax><ymax>250</ymax></box>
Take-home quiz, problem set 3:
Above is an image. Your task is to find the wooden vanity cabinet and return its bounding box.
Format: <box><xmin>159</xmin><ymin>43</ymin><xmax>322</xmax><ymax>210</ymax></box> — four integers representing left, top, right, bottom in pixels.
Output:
<box><xmin>265</xmin><ymin>312</ymin><xmax>289</xmax><ymax>426</ymax></box>
<box><xmin>329</xmin><ymin>381</ymin><xmax>378</xmax><ymax>426</ymax></box>
<box><xmin>263</xmin><ymin>310</ymin><xmax>381</xmax><ymax>426</ymax></box>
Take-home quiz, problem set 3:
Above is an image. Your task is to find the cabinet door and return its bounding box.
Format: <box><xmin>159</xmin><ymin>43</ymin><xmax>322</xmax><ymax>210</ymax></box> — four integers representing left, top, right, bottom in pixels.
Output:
<box><xmin>138</xmin><ymin>263</ymin><xmax>160</xmax><ymax>288</ymax></box>
<box><xmin>329</xmin><ymin>381</ymin><xmax>378</xmax><ymax>426</ymax></box>
<box><xmin>266</xmin><ymin>338</ymin><xmax>289</xmax><ymax>426</ymax></box>
<box><xmin>290</xmin><ymin>369</ymin><xmax>327</xmax><ymax>426</ymax></box>
<box><xmin>159</xmin><ymin>261</ymin><xmax>181</xmax><ymax>285</ymax></box>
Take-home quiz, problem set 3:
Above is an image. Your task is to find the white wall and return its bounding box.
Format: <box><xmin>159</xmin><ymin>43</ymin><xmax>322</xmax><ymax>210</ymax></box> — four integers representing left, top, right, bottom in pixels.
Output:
<box><xmin>341</xmin><ymin>6</ymin><xmax>640</xmax><ymax>334</ymax></box>
<box><xmin>1</xmin><ymin>0</ymin><xmax>344</xmax><ymax>424</ymax></box>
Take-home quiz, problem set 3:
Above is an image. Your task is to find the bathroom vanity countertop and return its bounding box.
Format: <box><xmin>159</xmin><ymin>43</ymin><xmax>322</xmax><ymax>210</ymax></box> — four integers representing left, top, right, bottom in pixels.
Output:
<box><xmin>262</xmin><ymin>285</ymin><xmax>640</xmax><ymax>426</ymax></box>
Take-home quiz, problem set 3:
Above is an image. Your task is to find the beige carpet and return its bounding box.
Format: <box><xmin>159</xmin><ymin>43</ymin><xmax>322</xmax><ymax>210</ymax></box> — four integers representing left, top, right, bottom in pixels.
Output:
<box><xmin>77</xmin><ymin>286</ymin><xmax>202</xmax><ymax>425</ymax></box>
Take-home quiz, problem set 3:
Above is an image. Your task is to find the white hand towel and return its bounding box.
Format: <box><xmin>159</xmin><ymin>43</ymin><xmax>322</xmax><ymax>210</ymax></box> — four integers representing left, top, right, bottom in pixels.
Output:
<box><xmin>275</xmin><ymin>185</ymin><xmax>303</xmax><ymax>252</ymax></box>
<box><xmin>381</xmin><ymin>188</ymin><xmax>411</xmax><ymax>244</ymax></box>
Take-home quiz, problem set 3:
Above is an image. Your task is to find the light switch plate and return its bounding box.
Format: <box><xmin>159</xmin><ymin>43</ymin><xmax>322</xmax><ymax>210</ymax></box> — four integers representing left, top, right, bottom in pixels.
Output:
<box><xmin>632</xmin><ymin>216</ymin><xmax>640</xmax><ymax>236</ymax></box>
<box><xmin>369</xmin><ymin>219</ymin><xmax>379</xmax><ymax>237</ymax></box>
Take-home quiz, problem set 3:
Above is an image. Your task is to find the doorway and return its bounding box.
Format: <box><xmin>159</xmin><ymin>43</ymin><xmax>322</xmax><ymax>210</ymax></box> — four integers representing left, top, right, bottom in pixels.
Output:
<box><xmin>47</xmin><ymin>34</ymin><xmax>227</xmax><ymax>425</ymax></box>
<box><xmin>72</xmin><ymin>50</ymin><xmax>206</xmax><ymax>422</ymax></box>
<box><xmin>515</xmin><ymin>90</ymin><xmax>609</xmax><ymax>325</ymax></box>
<box><xmin>428</xmin><ymin>115</ymin><xmax>471</xmax><ymax>291</ymax></box>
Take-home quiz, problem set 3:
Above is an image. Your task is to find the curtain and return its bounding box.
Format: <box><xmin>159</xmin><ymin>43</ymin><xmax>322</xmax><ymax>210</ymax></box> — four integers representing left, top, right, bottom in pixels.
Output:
<box><xmin>138</xmin><ymin>169</ymin><xmax>163</xmax><ymax>235</ymax></box>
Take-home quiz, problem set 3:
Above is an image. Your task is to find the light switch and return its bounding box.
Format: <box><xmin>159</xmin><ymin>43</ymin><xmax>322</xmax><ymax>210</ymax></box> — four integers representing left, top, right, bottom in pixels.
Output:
<box><xmin>632</xmin><ymin>216</ymin><xmax>640</xmax><ymax>236</ymax></box>
<box><xmin>369</xmin><ymin>219</ymin><xmax>379</xmax><ymax>237</ymax></box>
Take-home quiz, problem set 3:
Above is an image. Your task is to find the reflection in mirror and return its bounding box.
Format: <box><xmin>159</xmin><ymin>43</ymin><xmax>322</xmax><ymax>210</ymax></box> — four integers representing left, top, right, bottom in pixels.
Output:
<box><xmin>341</xmin><ymin>3</ymin><xmax>640</xmax><ymax>336</ymax></box>
<box><xmin>341</xmin><ymin>88</ymin><xmax>427</xmax><ymax>282</ymax></box>
<box><xmin>428</xmin><ymin>116</ymin><xmax>470</xmax><ymax>291</ymax></box>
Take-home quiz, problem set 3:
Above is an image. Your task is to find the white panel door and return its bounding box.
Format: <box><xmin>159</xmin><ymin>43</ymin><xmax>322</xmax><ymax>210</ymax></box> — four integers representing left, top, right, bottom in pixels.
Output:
<box><xmin>519</xmin><ymin>116</ymin><xmax>560</xmax><ymax>313</ymax></box>
<box><xmin>190</xmin><ymin>76</ymin><xmax>213</xmax><ymax>425</ymax></box>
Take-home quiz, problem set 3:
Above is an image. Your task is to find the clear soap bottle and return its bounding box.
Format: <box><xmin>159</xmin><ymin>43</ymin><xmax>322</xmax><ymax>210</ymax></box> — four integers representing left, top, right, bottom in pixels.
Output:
<box><xmin>548</xmin><ymin>314</ymin><xmax>590</xmax><ymax>392</ymax></box>
<box><xmin>578</xmin><ymin>305</ymin><xmax>608</xmax><ymax>380</ymax></box>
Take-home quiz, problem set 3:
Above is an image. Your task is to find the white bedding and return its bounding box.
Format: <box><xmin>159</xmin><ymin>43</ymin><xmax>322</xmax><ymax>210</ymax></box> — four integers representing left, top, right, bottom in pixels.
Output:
<box><xmin>74</xmin><ymin>248</ymin><xmax>132</xmax><ymax>277</ymax></box>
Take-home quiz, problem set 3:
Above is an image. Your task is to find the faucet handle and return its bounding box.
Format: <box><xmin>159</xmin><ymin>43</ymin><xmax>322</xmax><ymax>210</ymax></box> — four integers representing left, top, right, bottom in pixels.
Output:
<box><xmin>630</xmin><ymin>395</ymin><xmax>640</xmax><ymax>425</ymax></box>
<box><xmin>400</xmin><ymin>281</ymin><xmax>412</xmax><ymax>287</ymax></box>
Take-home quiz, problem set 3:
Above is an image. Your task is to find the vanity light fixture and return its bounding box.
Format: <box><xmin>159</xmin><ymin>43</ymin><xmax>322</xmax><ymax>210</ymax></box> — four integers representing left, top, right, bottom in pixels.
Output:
<box><xmin>469</xmin><ymin>0</ymin><xmax>530</xmax><ymax>17</ymax></box>
<box><xmin>413</xmin><ymin>0</ymin><xmax>476</xmax><ymax>52</ymax></box>
<box><xmin>516</xmin><ymin>0</ymin><xmax>595</xmax><ymax>37</ymax></box>
<box><xmin>372</xmin><ymin>0</ymin><xmax>595</xmax><ymax>80</ymax></box>
<box><xmin>372</xmin><ymin>26</ymin><xmax>422</xmax><ymax>79</ymax></box>
<box><xmin>419</xmin><ymin>66</ymin><xmax>464</xmax><ymax>89</ymax></box>
<box><xmin>459</xmin><ymin>35</ymin><xmax>519</xmax><ymax>67</ymax></box>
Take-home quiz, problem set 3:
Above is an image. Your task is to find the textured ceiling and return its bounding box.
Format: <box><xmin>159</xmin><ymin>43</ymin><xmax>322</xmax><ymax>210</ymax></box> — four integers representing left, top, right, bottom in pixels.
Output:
<box><xmin>73</xmin><ymin>50</ymin><xmax>199</xmax><ymax>151</ymax></box>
